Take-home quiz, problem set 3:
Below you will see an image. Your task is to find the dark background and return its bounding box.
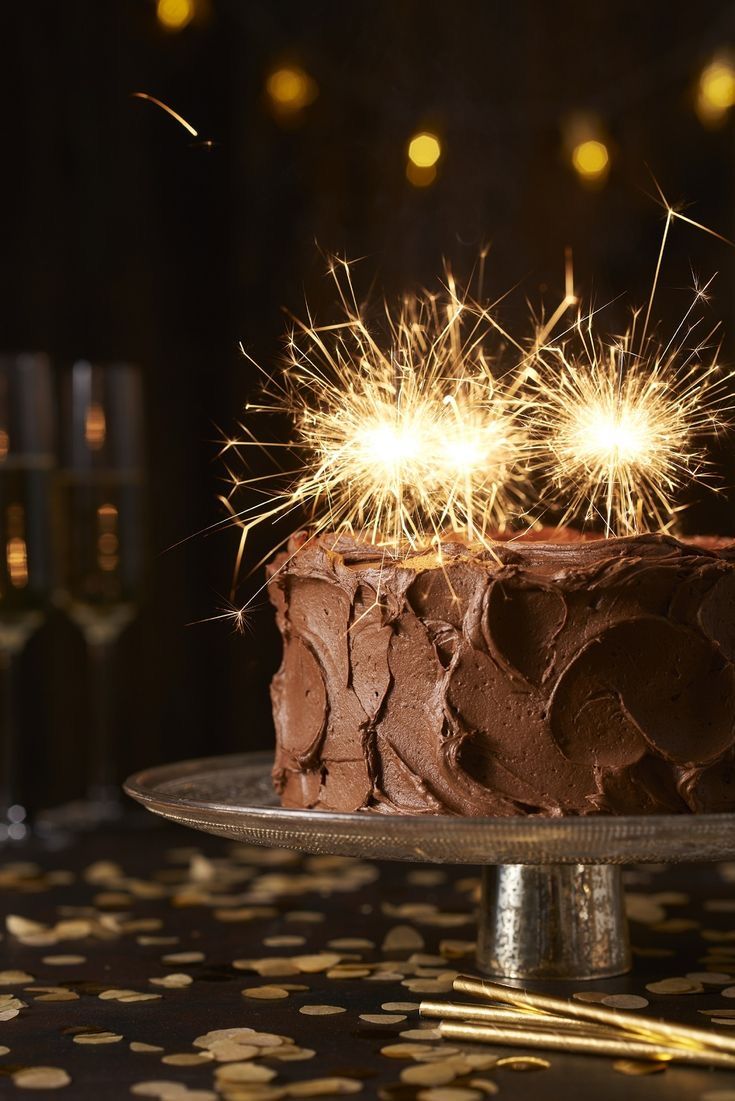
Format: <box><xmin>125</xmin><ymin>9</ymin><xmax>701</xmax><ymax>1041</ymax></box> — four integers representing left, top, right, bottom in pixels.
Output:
<box><xmin>4</xmin><ymin>0</ymin><xmax>735</xmax><ymax>807</ymax></box>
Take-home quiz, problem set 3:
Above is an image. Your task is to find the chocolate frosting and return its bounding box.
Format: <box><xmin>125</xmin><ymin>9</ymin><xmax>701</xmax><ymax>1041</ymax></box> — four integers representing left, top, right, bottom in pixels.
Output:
<box><xmin>267</xmin><ymin>529</ymin><xmax>735</xmax><ymax>816</ymax></box>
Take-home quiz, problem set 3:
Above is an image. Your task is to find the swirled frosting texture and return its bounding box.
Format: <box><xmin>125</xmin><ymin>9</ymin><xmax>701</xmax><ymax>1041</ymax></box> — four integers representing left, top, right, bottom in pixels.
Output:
<box><xmin>267</xmin><ymin>531</ymin><xmax>735</xmax><ymax>816</ymax></box>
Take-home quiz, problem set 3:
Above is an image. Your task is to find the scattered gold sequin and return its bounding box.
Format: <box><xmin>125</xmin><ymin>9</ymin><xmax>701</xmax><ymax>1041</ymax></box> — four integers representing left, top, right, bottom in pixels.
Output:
<box><xmin>263</xmin><ymin>935</ymin><xmax>306</xmax><ymax>947</ymax></box>
<box><xmin>161</xmin><ymin>951</ymin><xmax>205</xmax><ymax>965</ymax></box>
<box><xmin>400</xmin><ymin>1027</ymin><xmax>442</xmax><ymax>1040</ymax></box>
<box><xmin>233</xmin><ymin>958</ymin><xmax>300</xmax><ymax>976</ymax></box>
<box><xmin>299</xmin><ymin>1005</ymin><xmax>346</xmax><ymax>1016</ymax></box>
<box><xmin>613</xmin><ymin>1060</ymin><xmax>667</xmax><ymax>1075</ymax></box>
<box><xmin>495</xmin><ymin>1056</ymin><xmax>550</xmax><ymax>1071</ymax></box>
<box><xmin>401</xmin><ymin>1062</ymin><xmax>460</xmax><ymax>1086</ymax></box>
<box><xmin>42</xmin><ymin>956</ymin><xmax>85</xmax><ymax>966</ymax></box>
<box><xmin>382</xmin><ymin>926</ymin><xmax>425</xmax><ymax>952</ymax></box>
<box><xmin>214</xmin><ymin>1063</ymin><xmax>277</xmax><ymax>1083</ymax></box>
<box><xmin>601</xmin><ymin>994</ymin><xmax>649</xmax><ymax>1009</ymax></box>
<box><xmin>327</xmin><ymin>938</ymin><xmax>374</xmax><ymax>950</ymax></box>
<box><xmin>417</xmin><ymin>1090</ymin><xmax>483</xmax><ymax>1101</ymax></box>
<box><xmin>359</xmin><ymin>1013</ymin><xmax>407</xmax><ymax>1024</ymax></box>
<box><xmin>645</xmin><ymin>977</ymin><xmax>704</xmax><ymax>995</ymax></box>
<box><xmin>467</xmin><ymin>1081</ymin><xmax>499</xmax><ymax>1096</ymax></box>
<box><xmin>131</xmin><ymin>1042</ymin><xmax>165</xmax><ymax>1053</ymax></box>
<box><xmin>73</xmin><ymin>1031</ymin><xmax>123</xmax><ymax>1044</ymax></box>
<box><xmin>287</xmin><ymin>1079</ymin><xmax>362</xmax><ymax>1096</ymax></box>
<box><xmin>161</xmin><ymin>1053</ymin><xmax>212</xmax><ymax>1066</ymax></box>
<box><xmin>0</xmin><ymin>970</ymin><xmax>34</xmax><ymax>983</ymax></box>
<box><xmin>382</xmin><ymin>1002</ymin><xmax>419</xmax><ymax>1012</ymax></box>
<box><xmin>149</xmin><ymin>973</ymin><xmax>193</xmax><ymax>988</ymax></box>
<box><xmin>241</xmin><ymin>985</ymin><xmax>290</xmax><ymax>1000</ymax></box>
<box><xmin>12</xmin><ymin>1066</ymin><xmax>71</xmax><ymax>1089</ymax></box>
<box><xmin>292</xmin><ymin>953</ymin><xmax>342</xmax><ymax>973</ymax></box>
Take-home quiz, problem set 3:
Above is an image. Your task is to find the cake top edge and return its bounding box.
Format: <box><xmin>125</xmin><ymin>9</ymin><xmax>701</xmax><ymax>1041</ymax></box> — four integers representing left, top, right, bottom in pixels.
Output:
<box><xmin>269</xmin><ymin>526</ymin><xmax>735</xmax><ymax>574</ymax></box>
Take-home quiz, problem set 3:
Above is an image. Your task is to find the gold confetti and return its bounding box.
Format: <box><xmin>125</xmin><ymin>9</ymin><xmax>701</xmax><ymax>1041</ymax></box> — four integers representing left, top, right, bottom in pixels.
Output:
<box><xmin>193</xmin><ymin>1027</ymin><xmax>287</xmax><ymax>1050</ymax></box>
<box><xmin>382</xmin><ymin>926</ymin><xmax>426</xmax><ymax>952</ymax></box>
<box><xmin>214</xmin><ymin>1063</ymin><xmax>277</xmax><ymax>1084</ymax></box>
<box><xmin>292</xmin><ymin>953</ymin><xmax>342</xmax><ymax>973</ymax></box>
<box><xmin>400</xmin><ymin>1027</ymin><xmax>442</xmax><ymax>1040</ymax></box>
<box><xmin>298</xmin><ymin>1005</ymin><xmax>346</xmax><ymax>1015</ymax></box>
<box><xmin>12</xmin><ymin>1066</ymin><xmax>71</xmax><ymax>1089</ymax></box>
<box><xmin>381</xmin><ymin>1042</ymin><xmax>441</xmax><ymax>1059</ymax></box>
<box><xmin>233</xmin><ymin>958</ymin><xmax>300</xmax><ymax>976</ymax></box>
<box><xmin>73</xmin><ymin>1031</ymin><xmax>123</xmax><ymax>1044</ymax></box>
<box><xmin>264</xmin><ymin>936</ymin><xmax>306</xmax><ymax>947</ymax></box>
<box><xmin>42</xmin><ymin>956</ymin><xmax>85</xmax><ymax>966</ymax></box>
<box><xmin>161</xmin><ymin>951</ymin><xmax>205</xmax><ymax>964</ymax></box>
<box><xmin>161</xmin><ymin>1053</ymin><xmax>213</xmax><ymax>1066</ymax></box>
<box><xmin>495</xmin><ymin>1056</ymin><xmax>550</xmax><ymax>1071</ymax></box>
<box><xmin>327</xmin><ymin>938</ymin><xmax>374</xmax><ymax>950</ymax></box>
<box><xmin>467</xmin><ymin>1081</ymin><xmax>499</xmax><ymax>1096</ymax></box>
<box><xmin>131</xmin><ymin>1042</ymin><xmax>165</xmax><ymax>1053</ymax></box>
<box><xmin>401</xmin><ymin>1062</ymin><xmax>459</xmax><ymax>1086</ymax></box>
<box><xmin>241</xmin><ymin>986</ymin><xmax>290</xmax><ymax>1000</ymax></box>
<box><xmin>612</xmin><ymin>1060</ymin><xmax>667</xmax><ymax>1075</ymax></box>
<box><xmin>359</xmin><ymin>1014</ymin><xmax>407</xmax><ymax>1024</ymax></box>
<box><xmin>382</xmin><ymin>1002</ymin><xmax>419</xmax><ymax>1012</ymax></box>
<box><xmin>287</xmin><ymin>1079</ymin><xmax>362</xmax><ymax>1096</ymax></box>
<box><xmin>646</xmin><ymin>977</ymin><xmax>704</xmax><ymax>995</ymax></box>
<box><xmin>417</xmin><ymin>1090</ymin><xmax>483</xmax><ymax>1101</ymax></box>
<box><xmin>686</xmin><ymin>972</ymin><xmax>733</xmax><ymax>984</ymax></box>
<box><xmin>149</xmin><ymin>973</ymin><xmax>193</xmax><ymax>988</ymax></box>
<box><xmin>33</xmin><ymin>988</ymin><xmax>79</xmax><ymax>1002</ymax></box>
<box><xmin>601</xmin><ymin>994</ymin><xmax>649</xmax><ymax>1009</ymax></box>
<box><xmin>0</xmin><ymin>970</ymin><xmax>34</xmax><ymax>984</ymax></box>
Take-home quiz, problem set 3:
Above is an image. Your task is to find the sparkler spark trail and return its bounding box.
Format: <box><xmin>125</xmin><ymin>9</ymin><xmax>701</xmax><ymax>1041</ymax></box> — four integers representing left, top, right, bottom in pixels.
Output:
<box><xmin>529</xmin><ymin>282</ymin><xmax>734</xmax><ymax>536</ymax></box>
<box><xmin>131</xmin><ymin>92</ymin><xmax>198</xmax><ymax>136</ymax></box>
<box><xmin>225</xmin><ymin>259</ymin><xmax>535</xmax><ymax>587</ymax></box>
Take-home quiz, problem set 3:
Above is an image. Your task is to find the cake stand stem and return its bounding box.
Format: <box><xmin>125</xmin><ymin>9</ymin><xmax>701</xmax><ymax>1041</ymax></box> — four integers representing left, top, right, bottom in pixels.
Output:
<box><xmin>477</xmin><ymin>864</ymin><xmax>631</xmax><ymax>980</ymax></box>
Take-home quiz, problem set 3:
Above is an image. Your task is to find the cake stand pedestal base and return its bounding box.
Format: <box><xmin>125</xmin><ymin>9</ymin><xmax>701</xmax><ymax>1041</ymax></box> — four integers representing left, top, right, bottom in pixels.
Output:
<box><xmin>125</xmin><ymin>752</ymin><xmax>735</xmax><ymax>983</ymax></box>
<box><xmin>478</xmin><ymin>864</ymin><xmax>630</xmax><ymax>979</ymax></box>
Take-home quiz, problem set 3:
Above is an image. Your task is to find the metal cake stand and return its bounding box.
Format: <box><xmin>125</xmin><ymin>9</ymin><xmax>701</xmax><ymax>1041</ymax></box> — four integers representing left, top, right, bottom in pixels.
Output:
<box><xmin>124</xmin><ymin>751</ymin><xmax>735</xmax><ymax>983</ymax></box>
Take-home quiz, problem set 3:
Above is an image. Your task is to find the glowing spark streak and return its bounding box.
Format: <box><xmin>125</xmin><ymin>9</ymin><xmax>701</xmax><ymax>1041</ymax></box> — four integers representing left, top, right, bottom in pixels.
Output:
<box><xmin>131</xmin><ymin>92</ymin><xmax>198</xmax><ymax>136</ymax></box>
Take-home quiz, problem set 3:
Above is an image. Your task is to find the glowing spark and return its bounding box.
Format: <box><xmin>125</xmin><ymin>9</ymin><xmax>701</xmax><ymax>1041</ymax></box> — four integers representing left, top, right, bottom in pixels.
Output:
<box><xmin>227</xmin><ymin>259</ymin><xmax>534</xmax><ymax>574</ymax></box>
<box><xmin>530</xmin><ymin>289</ymin><xmax>734</xmax><ymax>535</ymax></box>
<box><xmin>131</xmin><ymin>92</ymin><xmax>198</xmax><ymax>137</ymax></box>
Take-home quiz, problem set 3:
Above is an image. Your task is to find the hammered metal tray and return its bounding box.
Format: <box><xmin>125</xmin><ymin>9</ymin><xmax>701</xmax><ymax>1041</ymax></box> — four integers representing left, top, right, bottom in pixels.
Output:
<box><xmin>124</xmin><ymin>752</ymin><xmax>735</xmax><ymax>865</ymax></box>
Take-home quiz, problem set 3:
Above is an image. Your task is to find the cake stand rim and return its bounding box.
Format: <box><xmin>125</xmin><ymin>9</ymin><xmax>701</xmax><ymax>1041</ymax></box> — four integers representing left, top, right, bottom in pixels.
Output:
<box><xmin>123</xmin><ymin>750</ymin><xmax>735</xmax><ymax>864</ymax></box>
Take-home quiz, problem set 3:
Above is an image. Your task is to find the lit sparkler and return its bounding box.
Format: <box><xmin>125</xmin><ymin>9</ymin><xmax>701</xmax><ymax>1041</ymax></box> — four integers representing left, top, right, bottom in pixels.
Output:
<box><xmin>529</xmin><ymin>282</ymin><xmax>734</xmax><ymax>535</ymax></box>
<box><xmin>224</xmin><ymin>258</ymin><xmax>534</xmax><ymax>590</ymax></box>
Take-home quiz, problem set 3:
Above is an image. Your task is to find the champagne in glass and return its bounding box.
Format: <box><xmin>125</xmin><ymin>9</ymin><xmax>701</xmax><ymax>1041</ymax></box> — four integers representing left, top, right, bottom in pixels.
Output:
<box><xmin>0</xmin><ymin>353</ymin><xmax>54</xmax><ymax>839</ymax></box>
<box><xmin>57</xmin><ymin>362</ymin><xmax>145</xmax><ymax>817</ymax></box>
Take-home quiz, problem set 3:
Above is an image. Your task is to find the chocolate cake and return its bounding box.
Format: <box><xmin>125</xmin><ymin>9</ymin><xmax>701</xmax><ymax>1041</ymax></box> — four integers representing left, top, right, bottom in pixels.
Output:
<box><xmin>267</xmin><ymin>530</ymin><xmax>735</xmax><ymax>816</ymax></box>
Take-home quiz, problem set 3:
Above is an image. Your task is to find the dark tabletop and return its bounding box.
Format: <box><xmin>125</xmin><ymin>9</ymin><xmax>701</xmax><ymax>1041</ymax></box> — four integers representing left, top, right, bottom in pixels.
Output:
<box><xmin>0</xmin><ymin>813</ymin><xmax>734</xmax><ymax>1099</ymax></box>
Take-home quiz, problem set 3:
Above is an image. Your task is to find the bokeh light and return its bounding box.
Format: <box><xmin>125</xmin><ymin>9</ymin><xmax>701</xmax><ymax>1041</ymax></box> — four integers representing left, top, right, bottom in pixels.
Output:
<box><xmin>407</xmin><ymin>132</ymin><xmax>442</xmax><ymax>167</ymax></box>
<box><xmin>156</xmin><ymin>0</ymin><xmax>195</xmax><ymax>32</ymax></box>
<box><xmin>266</xmin><ymin>66</ymin><xmax>319</xmax><ymax>117</ymax></box>
<box><xmin>697</xmin><ymin>58</ymin><xmax>735</xmax><ymax>125</ymax></box>
<box><xmin>571</xmin><ymin>138</ymin><xmax>609</xmax><ymax>184</ymax></box>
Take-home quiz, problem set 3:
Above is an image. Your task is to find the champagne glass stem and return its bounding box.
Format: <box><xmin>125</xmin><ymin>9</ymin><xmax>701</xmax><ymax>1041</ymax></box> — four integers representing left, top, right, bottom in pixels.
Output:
<box><xmin>85</xmin><ymin>630</ymin><xmax>121</xmax><ymax>815</ymax></box>
<box><xmin>0</xmin><ymin>628</ymin><xmax>34</xmax><ymax>840</ymax></box>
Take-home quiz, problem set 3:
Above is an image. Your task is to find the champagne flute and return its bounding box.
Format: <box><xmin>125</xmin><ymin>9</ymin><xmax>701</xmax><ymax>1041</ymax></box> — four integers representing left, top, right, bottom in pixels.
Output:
<box><xmin>57</xmin><ymin>362</ymin><xmax>145</xmax><ymax>819</ymax></box>
<box><xmin>0</xmin><ymin>353</ymin><xmax>54</xmax><ymax>840</ymax></box>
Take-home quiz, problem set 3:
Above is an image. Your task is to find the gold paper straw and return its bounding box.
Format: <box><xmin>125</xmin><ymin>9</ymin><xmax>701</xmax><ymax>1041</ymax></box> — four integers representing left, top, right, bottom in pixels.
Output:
<box><xmin>421</xmin><ymin>1000</ymin><xmax>621</xmax><ymax>1037</ymax></box>
<box><xmin>454</xmin><ymin>975</ymin><xmax>735</xmax><ymax>1056</ymax></box>
<box><xmin>439</xmin><ymin>1020</ymin><xmax>735</xmax><ymax>1069</ymax></box>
